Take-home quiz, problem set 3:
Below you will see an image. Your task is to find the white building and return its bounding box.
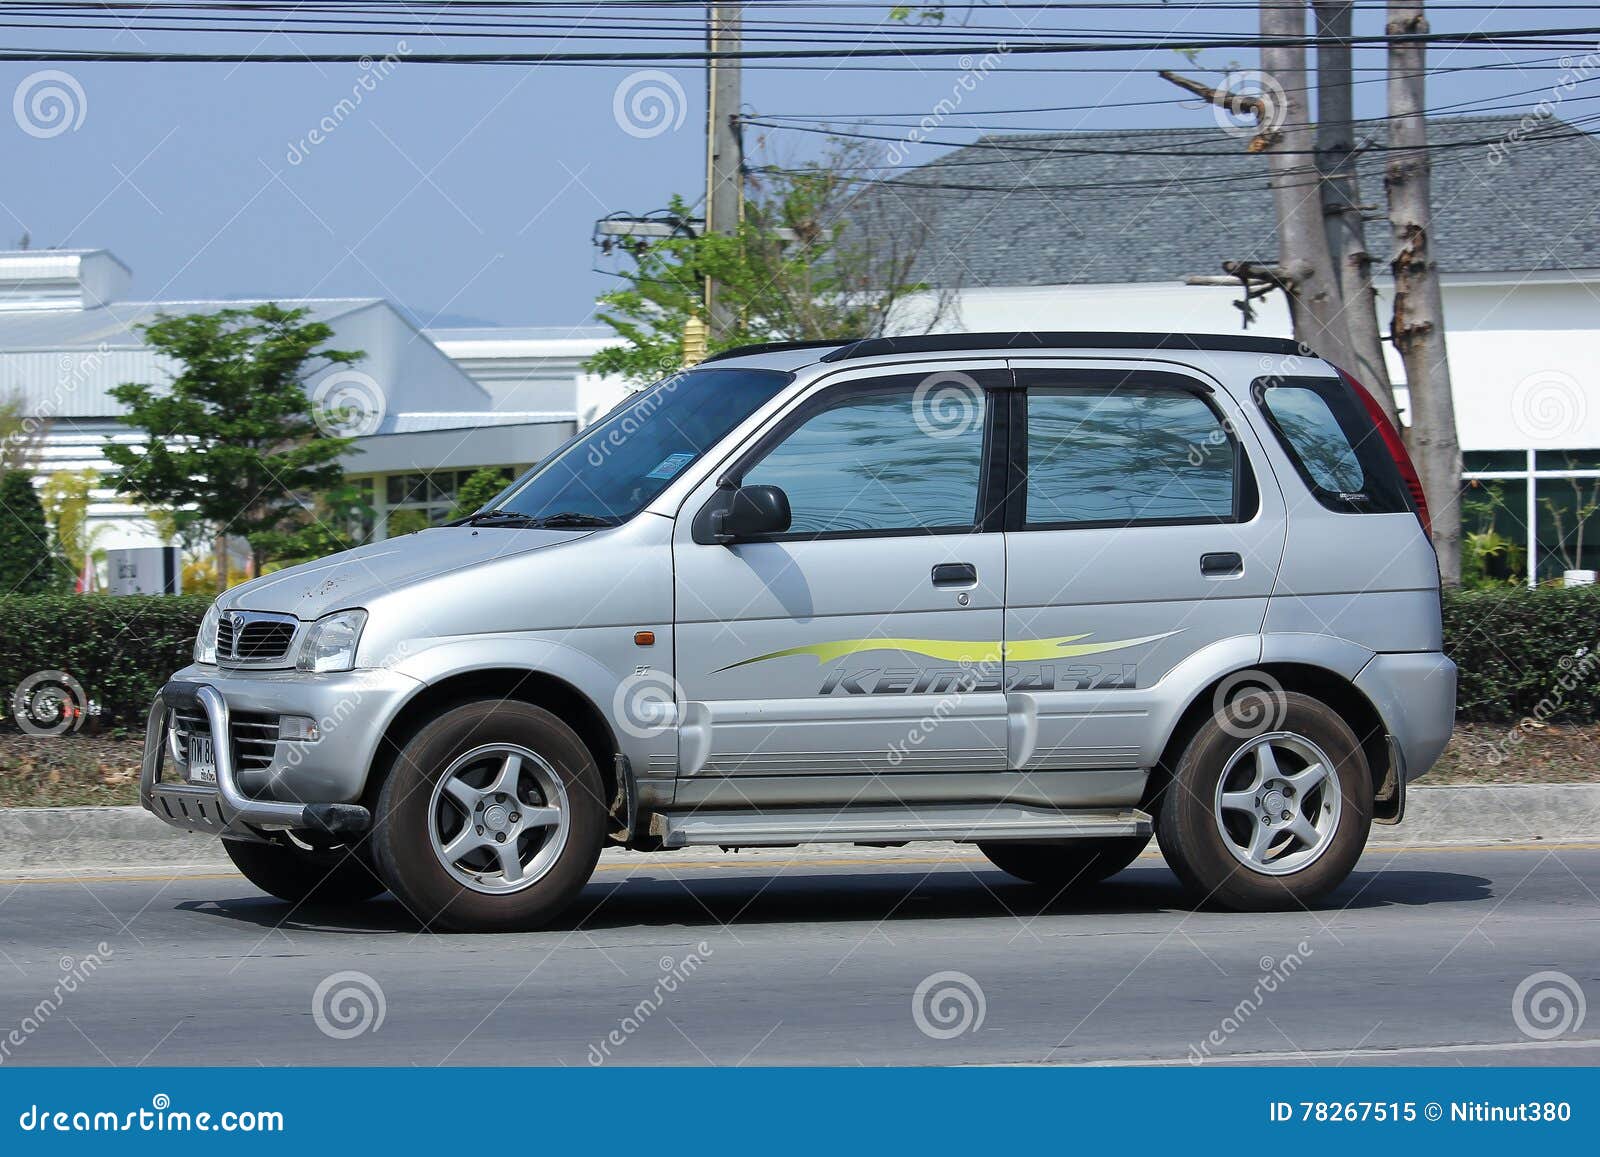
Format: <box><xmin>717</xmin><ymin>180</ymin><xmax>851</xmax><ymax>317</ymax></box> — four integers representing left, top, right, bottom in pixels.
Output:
<box><xmin>0</xmin><ymin>249</ymin><xmax>622</xmax><ymax>553</ymax></box>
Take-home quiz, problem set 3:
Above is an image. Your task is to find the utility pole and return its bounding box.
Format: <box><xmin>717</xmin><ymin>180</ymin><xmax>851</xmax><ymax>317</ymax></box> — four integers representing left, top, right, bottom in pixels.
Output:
<box><xmin>704</xmin><ymin>3</ymin><xmax>743</xmax><ymax>343</ymax></box>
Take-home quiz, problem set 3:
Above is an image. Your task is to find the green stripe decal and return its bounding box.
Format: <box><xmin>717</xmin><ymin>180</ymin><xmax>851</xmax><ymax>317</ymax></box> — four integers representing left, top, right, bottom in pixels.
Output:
<box><xmin>715</xmin><ymin>630</ymin><xmax>1182</xmax><ymax>672</ymax></box>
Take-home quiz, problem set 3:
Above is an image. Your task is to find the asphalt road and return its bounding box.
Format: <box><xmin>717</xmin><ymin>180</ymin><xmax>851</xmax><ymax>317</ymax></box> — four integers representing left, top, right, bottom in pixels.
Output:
<box><xmin>1</xmin><ymin>843</ymin><xmax>1597</xmax><ymax>1067</ymax></box>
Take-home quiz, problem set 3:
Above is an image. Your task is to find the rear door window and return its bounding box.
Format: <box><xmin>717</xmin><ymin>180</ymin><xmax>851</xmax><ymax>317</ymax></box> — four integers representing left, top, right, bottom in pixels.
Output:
<box><xmin>1255</xmin><ymin>376</ymin><xmax>1410</xmax><ymax>515</ymax></box>
<box><xmin>1021</xmin><ymin>384</ymin><xmax>1241</xmax><ymax>528</ymax></box>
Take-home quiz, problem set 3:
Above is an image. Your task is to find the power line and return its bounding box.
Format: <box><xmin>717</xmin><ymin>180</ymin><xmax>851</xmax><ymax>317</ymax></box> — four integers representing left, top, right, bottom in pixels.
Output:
<box><xmin>6</xmin><ymin>24</ymin><xmax>1600</xmax><ymax>64</ymax></box>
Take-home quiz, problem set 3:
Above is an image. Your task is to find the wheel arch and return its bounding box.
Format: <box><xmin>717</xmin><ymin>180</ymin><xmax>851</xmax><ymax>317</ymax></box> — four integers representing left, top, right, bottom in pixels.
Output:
<box><xmin>1145</xmin><ymin>661</ymin><xmax>1397</xmax><ymax>820</ymax></box>
<box><xmin>362</xmin><ymin>666</ymin><xmax>620</xmax><ymax>815</ymax></box>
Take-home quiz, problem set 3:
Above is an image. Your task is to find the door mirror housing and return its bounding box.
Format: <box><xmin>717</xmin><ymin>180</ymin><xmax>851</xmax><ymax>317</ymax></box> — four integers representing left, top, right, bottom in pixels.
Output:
<box><xmin>700</xmin><ymin>484</ymin><xmax>792</xmax><ymax>544</ymax></box>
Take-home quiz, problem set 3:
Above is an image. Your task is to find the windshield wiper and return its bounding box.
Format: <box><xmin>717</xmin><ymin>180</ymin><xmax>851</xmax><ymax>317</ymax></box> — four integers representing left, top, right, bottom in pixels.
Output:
<box><xmin>452</xmin><ymin>508</ymin><xmax>538</xmax><ymax>527</ymax></box>
<box><xmin>453</xmin><ymin>509</ymin><xmax>616</xmax><ymax>529</ymax></box>
<box><xmin>530</xmin><ymin>512</ymin><xmax>619</xmax><ymax>528</ymax></box>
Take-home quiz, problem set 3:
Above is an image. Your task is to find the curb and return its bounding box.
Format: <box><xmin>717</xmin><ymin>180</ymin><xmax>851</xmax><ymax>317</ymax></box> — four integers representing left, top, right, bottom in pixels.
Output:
<box><xmin>0</xmin><ymin>784</ymin><xmax>1596</xmax><ymax>873</ymax></box>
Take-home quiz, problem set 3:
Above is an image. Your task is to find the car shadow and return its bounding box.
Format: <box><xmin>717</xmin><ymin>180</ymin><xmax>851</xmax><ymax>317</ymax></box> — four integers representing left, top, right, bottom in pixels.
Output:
<box><xmin>174</xmin><ymin>860</ymin><xmax>1494</xmax><ymax>936</ymax></box>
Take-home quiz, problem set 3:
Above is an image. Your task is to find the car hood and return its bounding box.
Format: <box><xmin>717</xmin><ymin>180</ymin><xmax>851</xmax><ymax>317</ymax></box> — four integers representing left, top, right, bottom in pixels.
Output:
<box><xmin>218</xmin><ymin>527</ymin><xmax>593</xmax><ymax>620</ymax></box>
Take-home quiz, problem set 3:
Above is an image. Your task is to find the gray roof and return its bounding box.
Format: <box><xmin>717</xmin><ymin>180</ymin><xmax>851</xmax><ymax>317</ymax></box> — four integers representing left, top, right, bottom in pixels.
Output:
<box><xmin>891</xmin><ymin>114</ymin><xmax>1600</xmax><ymax>287</ymax></box>
<box><xmin>0</xmin><ymin>297</ymin><xmax>380</xmax><ymax>350</ymax></box>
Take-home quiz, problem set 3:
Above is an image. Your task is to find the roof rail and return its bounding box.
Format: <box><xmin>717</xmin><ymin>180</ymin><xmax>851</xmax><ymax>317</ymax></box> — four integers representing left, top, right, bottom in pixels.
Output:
<box><xmin>817</xmin><ymin>331</ymin><xmax>1314</xmax><ymax>363</ymax></box>
<box><xmin>700</xmin><ymin>338</ymin><xmax>857</xmax><ymax>364</ymax></box>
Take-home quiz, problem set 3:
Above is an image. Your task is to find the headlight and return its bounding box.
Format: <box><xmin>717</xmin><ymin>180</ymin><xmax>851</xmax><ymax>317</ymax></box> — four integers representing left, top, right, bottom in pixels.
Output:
<box><xmin>194</xmin><ymin>603</ymin><xmax>220</xmax><ymax>664</ymax></box>
<box><xmin>296</xmin><ymin>609</ymin><xmax>368</xmax><ymax>673</ymax></box>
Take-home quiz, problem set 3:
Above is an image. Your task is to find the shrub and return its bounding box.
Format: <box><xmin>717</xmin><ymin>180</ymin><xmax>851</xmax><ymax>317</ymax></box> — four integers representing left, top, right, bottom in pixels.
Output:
<box><xmin>1443</xmin><ymin>585</ymin><xmax>1600</xmax><ymax>722</ymax></box>
<box><xmin>0</xmin><ymin>472</ymin><xmax>61</xmax><ymax>595</ymax></box>
<box><xmin>0</xmin><ymin>594</ymin><xmax>211</xmax><ymax>731</ymax></box>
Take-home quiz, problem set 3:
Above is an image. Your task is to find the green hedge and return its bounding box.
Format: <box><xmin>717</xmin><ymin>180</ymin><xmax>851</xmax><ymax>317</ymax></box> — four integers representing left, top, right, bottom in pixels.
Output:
<box><xmin>0</xmin><ymin>595</ymin><xmax>212</xmax><ymax>732</ymax></box>
<box><xmin>1443</xmin><ymin>585</ymin><xmax>1600</xmax><ymax>724</ymax></box>
<box><xmin>1</xmin><ymin>588</ymin><xmax>1598</xmax><ymax>731</ymax></box>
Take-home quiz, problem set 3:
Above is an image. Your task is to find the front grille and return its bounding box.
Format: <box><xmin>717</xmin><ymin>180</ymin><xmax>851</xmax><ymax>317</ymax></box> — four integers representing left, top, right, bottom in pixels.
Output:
<box><xmin>171</xmin><ymin>708</ymin><xmax>282</xmax><ymax>773</ymax></box>
<box><xmin>216</xmin><ymin>613</ymin><xmax>298</xmax><ymax>665</ymax></box>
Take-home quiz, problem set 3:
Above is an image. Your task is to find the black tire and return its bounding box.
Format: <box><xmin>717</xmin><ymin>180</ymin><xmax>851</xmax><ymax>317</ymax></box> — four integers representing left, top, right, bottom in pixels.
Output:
<box><xmin>370</xmin><ymin>700</ymin><xmax>607</xmax><ymax>933</ymax></box>
<box><xmin>979</xmin><ymin>836</ymin><xmax>1151</xmax><ymax>889</ymax></box>
<box><xmin>1155</xmin><ymin>690</ymin><xmax>1372</xmax><ymax>911</ymax></box>
<box><xmin>223</xmin><ymin>837</ymin><xmax>386</xmax><ymax>906</ymax></box>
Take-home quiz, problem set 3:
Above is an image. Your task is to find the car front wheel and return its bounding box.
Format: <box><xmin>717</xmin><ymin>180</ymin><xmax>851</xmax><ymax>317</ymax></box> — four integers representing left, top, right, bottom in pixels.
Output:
<box><xmin>371</xmin><ymin>700</ymin><xmax>607</xmax><ymax>932</ymax></box>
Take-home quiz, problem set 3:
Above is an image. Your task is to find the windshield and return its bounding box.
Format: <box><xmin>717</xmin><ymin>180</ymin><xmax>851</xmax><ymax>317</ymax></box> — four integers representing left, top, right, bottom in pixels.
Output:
<box><xmin>479</xmin><ymin>366</ymin><xmax>793</xmax><ymax>525</ymax></box>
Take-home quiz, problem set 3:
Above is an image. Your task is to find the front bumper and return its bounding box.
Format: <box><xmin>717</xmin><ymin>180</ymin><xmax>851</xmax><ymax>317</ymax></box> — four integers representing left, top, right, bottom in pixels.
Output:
<box><xmin>139</xmin><ymin>666</ymin><xmax>421</xmax><ymax>840</ymax></box>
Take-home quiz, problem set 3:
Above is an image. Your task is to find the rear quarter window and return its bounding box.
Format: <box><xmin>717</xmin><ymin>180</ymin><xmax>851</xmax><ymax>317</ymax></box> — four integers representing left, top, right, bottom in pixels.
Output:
<box><xmin>1254</xmin><ymin>376</ymin><xmax>1411</xmax><ymax>516</ymax></box>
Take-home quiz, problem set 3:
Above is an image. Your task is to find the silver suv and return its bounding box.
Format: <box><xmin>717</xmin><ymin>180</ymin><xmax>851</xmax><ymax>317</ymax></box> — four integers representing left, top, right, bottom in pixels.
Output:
<box><xmin>140</xmin><ymin>332</ymin><xmax>1456</xmax><ymax>931</ymax></box>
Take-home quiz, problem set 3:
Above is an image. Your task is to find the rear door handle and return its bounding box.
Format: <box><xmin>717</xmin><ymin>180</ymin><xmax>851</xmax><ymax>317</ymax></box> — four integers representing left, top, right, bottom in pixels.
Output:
<box><xmin>932</xmin><ymin>562</ymin><xmax>977</xmax><ymax>586</ymax></box>
<box><xmin>1200</xmin><ymin>552</ymin><xmax>1243</xmax><ymax>578</ymax></box>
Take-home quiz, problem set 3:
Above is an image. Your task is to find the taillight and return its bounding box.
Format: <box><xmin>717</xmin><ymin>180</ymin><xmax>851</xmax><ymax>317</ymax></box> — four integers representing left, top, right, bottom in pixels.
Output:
<box><xmin>1336</xmin><ymin>367</ymin><xmax>1431</xmax><ymax>538</ymax></box>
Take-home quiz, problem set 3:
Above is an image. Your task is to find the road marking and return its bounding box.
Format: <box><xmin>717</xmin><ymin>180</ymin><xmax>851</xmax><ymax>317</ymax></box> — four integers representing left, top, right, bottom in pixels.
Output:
<box><xmin>1063</xmin><ymin>1036</ymin><xmax>1600</xmax><ymax>1066</ymax></box>
<box><xmin>0</xmin><ymin>840</ymin><xmax>1595</xmax><ymax>887</ymax></box>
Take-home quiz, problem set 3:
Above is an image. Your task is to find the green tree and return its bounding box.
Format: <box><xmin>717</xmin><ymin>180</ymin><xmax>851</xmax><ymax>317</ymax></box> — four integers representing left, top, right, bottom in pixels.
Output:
<box><xmin>40</xmin><ymin>468</ymin><xmax>101</xmax><ymax>581</ymax></box>
<box><xmin>0</xmin><ymin>470</ymin><xmax>58</xmax><ymax>594</ymax></box>
<box><xmin>384</xmin><ymin>508</ymin><xmax>431</xmax><ymax>538</ymax></box>
<box><xmin>588</xmin><ymin>140</ymin><xmax>955</xmax><ymax>383</ymax></box>
<box><xmin>254</xmin><ymin>480</ymin><xmax>375</xmax><ymax>569</ymax></box>
<box><xmin>450</xmin><ymin>467</ymin><xmax>514</xmax><ymax>520</ymax></box>
<box><xmin>102</xmin><ymin>304</ymin><xmax>366</xmax><ymax>589</ymax></box>
<box><xmin>0</xmin><ymin>391</ymin><xmax>48</xmax><ymax>474</ymax></box>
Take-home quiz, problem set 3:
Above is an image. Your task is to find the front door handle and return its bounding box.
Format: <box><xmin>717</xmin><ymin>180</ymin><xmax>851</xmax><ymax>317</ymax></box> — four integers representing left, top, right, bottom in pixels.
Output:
<box><xmin>1200</xmin><ymin>551</ymin><xmax>1244</xmax><ymax>577</ymax></box>
<box><xmin>932</xmin><ymin>562</ymin><xmax>977</xmax><ymax>587</ymax></box>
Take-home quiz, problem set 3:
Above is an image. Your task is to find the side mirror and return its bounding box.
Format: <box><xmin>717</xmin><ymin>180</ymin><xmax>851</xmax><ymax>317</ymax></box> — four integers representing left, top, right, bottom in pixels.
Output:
<box><xmin>707</xmin><ymin>484</ymin><xmax>791</xmax><ymax>543</ymax></box>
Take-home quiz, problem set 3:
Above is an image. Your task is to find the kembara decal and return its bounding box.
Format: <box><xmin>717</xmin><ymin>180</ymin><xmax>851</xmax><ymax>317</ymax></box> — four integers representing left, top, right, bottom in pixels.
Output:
<box><xmin>716</xmin><ymin>631</ymin><xmax>1182</xmax><ymax>694</ymax></box>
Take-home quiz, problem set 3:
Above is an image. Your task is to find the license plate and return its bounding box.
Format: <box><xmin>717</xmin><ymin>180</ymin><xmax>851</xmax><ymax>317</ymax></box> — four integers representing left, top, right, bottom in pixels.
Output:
<box><xmin>187</xmin><ymin>734</ymin><xmax>217</xmax><ymax>785</ymax></box>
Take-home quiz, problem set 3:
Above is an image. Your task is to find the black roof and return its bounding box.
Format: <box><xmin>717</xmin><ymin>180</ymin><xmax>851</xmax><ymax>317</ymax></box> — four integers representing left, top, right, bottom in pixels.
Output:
<box><xmin>820</xmin><ymin>331</ymin><xmax>1307</xmax><ymax>361</ymax></box>
<box><xmin>886</xmin><ymin>114</ymin><xmax>1600</xmax><ymax>287</ymax></box>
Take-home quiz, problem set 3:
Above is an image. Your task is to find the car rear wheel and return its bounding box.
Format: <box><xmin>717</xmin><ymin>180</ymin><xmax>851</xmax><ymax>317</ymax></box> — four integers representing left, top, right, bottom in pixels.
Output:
<box><xmin>223</xmin><ymin>836</ymin><xmax>386</xmax><ymax>906</ymax></box>
<box><xmin>371</xmin><ymin>700</ymin><xmax>607</xmax><ymax>932</ymax></box>
<box><xmin>979</xmin><ymin>835</ymin><xmax>1151</xmax><ymax>889</ymax></box>
<box><xmin>1155</xmin><ymin>690</ymin><xmax>1372</xmax><ymax>911</ymax></box>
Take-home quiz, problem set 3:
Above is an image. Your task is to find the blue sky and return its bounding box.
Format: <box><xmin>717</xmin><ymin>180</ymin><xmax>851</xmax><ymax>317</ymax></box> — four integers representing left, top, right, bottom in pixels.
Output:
<box><xmin>0</xmin><ymin>2</ymin><xmax>1571</xmax><ymax>326</ymax></box>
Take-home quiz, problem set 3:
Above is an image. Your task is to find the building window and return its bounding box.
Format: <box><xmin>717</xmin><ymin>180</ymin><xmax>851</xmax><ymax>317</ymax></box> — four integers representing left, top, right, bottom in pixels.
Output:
<box><xmin>1463</xmin><ymin>450</ymin><xmax>1600</xmax><ymax>587</ymax></box>
<box><xmin>358</xmin><ymin>470</ymin><xmax>474</xmax><ymax>538</ymax></box>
